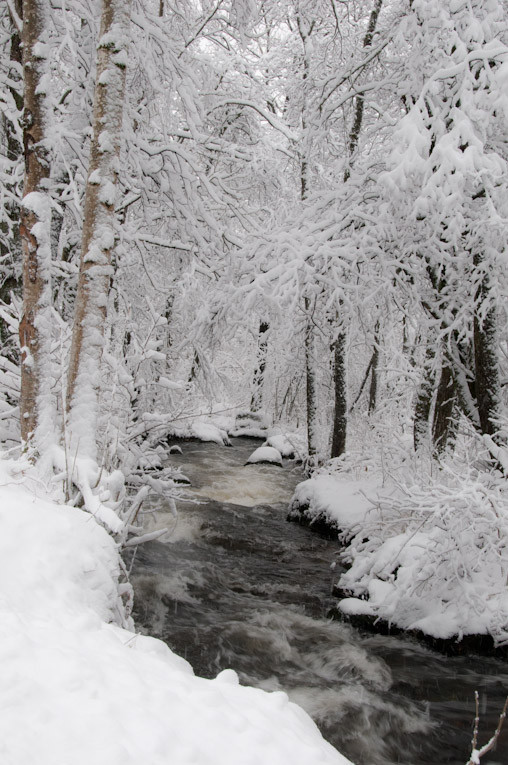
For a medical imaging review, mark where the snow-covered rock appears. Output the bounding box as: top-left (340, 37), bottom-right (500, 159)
top-left (263, 433), bottom-right (306, 460)
top-left (246, 446), bottom-right (283, 466)
top-left (0, 454), bottom-right (354, 765)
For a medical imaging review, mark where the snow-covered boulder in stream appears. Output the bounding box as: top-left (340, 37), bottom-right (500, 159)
top-left (246, 446), bottom-right (283, 466)
top-left (263, 434), bottom-right (306, 461)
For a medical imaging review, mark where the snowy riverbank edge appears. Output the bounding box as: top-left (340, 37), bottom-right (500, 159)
top-left (0, 454), bottom-right (353, 765)
top-left (288, 468), bottom-right (508, 654)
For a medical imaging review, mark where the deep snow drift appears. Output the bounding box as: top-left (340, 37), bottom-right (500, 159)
top-left (0, 453), bottom-right (353, 765)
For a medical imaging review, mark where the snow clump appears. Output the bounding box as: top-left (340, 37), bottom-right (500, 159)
top-left (246, 446), bottom-right (284, 466)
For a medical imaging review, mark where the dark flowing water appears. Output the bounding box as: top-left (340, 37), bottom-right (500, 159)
top-left (130, 437), bottom-right (508, 765)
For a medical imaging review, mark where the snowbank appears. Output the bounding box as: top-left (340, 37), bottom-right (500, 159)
top-left (191, 420), bottom-right (231, 445)
top-left (291, 460), bottom-right (508, 648)
top-left (0, 454), bottom-right (353, 765)
top-left (288, 472), bottom-right (380, 538)
top-left (336, 475), bottom-right (508, 646)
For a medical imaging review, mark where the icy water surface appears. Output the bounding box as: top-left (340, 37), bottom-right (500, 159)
top-left (130, 437), bottom-right (508, 765)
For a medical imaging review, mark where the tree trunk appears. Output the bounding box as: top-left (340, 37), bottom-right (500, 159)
top-left (304, 297), bottom-right (319, 467)
top-left (431, 360), bottom-right (457, 455)
top-left (413, 340), bottom-right (435, 452)
top-left (19, 0), bottom-right (54, 447)
top-left (473, 256), bottom-right (501, 439)
top-left (1, 0), bottom-right (23, 355)
top-left (331, 329), bottom-right (347, 458)
top-left (188, 350), bottom-right (200, 383)
top-left (251, 321), bottom-right (269, 412)
top-left (368, 322), bottom-right (380, 414)
top-left (330, 0), bottom-right (384, 457)
top-left (67, 0), bottom-right (132, 458)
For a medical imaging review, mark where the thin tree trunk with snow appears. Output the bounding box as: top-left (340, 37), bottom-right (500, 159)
top-left (330, 0), bottom-right (384, 458)
top-left (251, 321), bottom-right (269, 412)
top-left (431, 360), bottom-right (457, 456)
top-left (473, 256), bottom-right (501, 440)
top-left (368, 324), bottom-right (380, 415)
top-left (19, 0), bottom-right (55, 448)
top-left (330, 329), bottom-right (347, 458)
top-left (67, 0), bottom-right (132, 458)
top-left (304, 297), bottom-right (319, 468)
top-left (413, 340), bottom-right (435, 452)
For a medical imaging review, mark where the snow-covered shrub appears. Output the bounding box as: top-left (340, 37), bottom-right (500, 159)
top-left (338, 468), bottom-right (508, 644)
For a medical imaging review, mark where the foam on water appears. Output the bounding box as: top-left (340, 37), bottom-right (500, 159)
top-left (186, 465), bottom-right (295, 506)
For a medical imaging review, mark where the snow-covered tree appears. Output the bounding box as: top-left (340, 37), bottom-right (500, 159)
top-left (383, 0), bottom-right (508, 455)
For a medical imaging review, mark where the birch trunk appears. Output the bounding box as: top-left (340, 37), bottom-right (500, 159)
top-left (19, 0), bottom-right (54, 448)
top-left (1, 0), bottom-right (23, 361)
top-left (66, 0), bottom-right (132, 458)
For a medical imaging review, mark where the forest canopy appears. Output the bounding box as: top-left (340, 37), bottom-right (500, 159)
top-left (1, 0), bottom-right (507, 510)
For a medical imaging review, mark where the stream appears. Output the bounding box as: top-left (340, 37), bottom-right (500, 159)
top-left (130, 437), bottom-right (508, 765)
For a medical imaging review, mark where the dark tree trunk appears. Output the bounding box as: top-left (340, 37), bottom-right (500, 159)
top-left (331, 330), bottom-right (347, 458)
top-left (330, 0), bottom-right (384, 456)
top-left (368, 323), bottom-right (380, 414)
top-left (473, 258), bottom-right (500, 438)
top-left (304, 298), bottom-right (319, 467)
top-left (413, 341), bottom-right (435, 451)
top-left (251, 321), bottom-right (269, 412)
top-left (188, 350), bottom-right (200, 383)
top-left (432, 361), bottom-right (457, 455)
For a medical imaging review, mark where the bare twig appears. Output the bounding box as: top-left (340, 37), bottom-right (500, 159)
top-left (466, 693), bottom-right (508, 765)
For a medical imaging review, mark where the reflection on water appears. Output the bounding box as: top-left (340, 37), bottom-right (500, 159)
top-left (130, 438), bottom-right (508, 765)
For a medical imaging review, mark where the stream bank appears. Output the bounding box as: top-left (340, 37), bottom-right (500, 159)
top-left (130, 437), bottom-right (508, 765)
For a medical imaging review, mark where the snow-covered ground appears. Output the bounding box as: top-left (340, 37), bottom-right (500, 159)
top-left (0, 453), bottom-right (353, 765)
top-left (288, 471), bottom-right (381, 536)
top-left (288, 456), bottom-right (508, 646)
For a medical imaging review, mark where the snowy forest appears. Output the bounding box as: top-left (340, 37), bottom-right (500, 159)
top-left (2, 0), bottom-right (508, 764)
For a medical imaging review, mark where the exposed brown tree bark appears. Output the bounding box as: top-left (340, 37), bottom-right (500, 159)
top-left (18, 0), bottom-right (52, 444)
top-left (1, 0), bottom-right (23, 327)
top-left (67, 0), bottom-right (132, 457)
